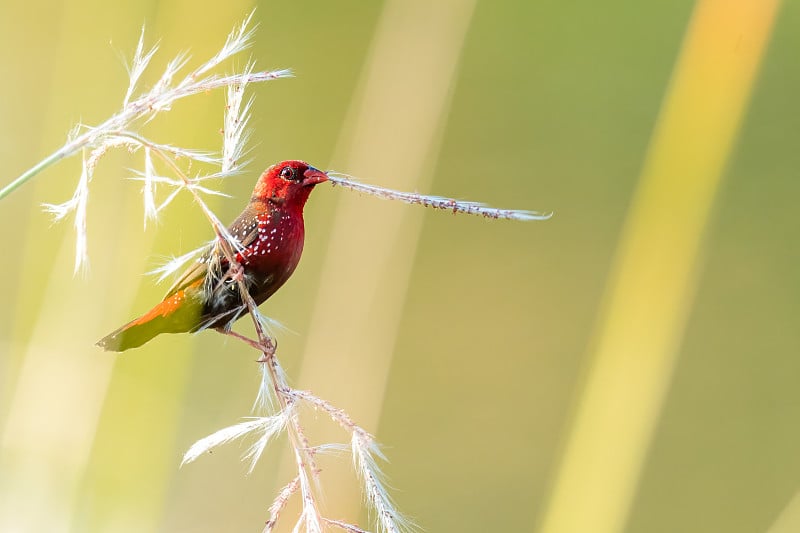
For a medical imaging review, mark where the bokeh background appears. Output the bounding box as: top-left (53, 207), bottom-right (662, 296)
top-left (1, 0), bottom-right (798, 532)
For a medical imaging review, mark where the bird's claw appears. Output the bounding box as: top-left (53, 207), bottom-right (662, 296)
top-left (256, 338), bottom-right (277, 362)
top-left (229, 262), bottom-right (245, 282)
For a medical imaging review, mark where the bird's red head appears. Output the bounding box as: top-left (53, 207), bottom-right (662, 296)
top-left (251, 160), bottom-right (328, 211)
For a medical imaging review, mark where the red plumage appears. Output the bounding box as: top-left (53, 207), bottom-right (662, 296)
top-left (97, 160), bottom-right (327, 351)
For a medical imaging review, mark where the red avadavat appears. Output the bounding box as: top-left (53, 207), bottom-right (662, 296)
top-left (97, 160), bottom-right (326, 351)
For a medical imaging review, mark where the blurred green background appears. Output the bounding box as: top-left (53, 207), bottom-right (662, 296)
top-left (1, 0), bottom-right (798, 532)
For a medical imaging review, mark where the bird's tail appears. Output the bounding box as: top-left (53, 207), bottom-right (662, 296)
top-left (96, 289), bottom-right (203, 352)
top-left (96, 316), bottom-right (164, 352)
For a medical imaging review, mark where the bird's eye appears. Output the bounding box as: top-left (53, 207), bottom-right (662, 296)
top-left (279, 166), bottom-right (296, 181)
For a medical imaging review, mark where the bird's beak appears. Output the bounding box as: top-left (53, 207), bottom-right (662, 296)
top-left (302, 167), bottom-right (328, 187)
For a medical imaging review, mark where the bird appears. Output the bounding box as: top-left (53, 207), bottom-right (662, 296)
top-left (97, 160), bottom-right (327, 352)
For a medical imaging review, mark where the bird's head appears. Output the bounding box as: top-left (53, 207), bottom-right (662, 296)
top-left (251, 160), bottom-right (328, 211)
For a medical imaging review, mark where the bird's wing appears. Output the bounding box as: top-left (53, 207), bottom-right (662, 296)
top-left (165, 209), bottom-right (262, 297)
top-left (165, 256), bottom-right (209, 296)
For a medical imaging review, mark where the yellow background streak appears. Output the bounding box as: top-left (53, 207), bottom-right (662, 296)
top-left (538, 1), bottom-right (781, 532)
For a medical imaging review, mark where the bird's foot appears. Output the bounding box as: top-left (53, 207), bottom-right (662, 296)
top-left (228, 261), bottom-right (245, 283)
top-left (215, 327), bottom-right (275, 357)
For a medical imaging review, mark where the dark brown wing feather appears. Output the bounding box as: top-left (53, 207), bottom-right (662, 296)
top-left (165, 206), bottom-right (262, 297)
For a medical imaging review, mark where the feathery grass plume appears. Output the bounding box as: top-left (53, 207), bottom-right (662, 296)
top-left (265, 476), bottom-right (301, 532)
top-left (42, 151), bottom-right (91, 275)
top-left (147, 242), bottom-right (211, 284)
top-left (122, 26), bottom-right (157, 108)
top-left (352, 434), bottom-right (409, 533)
top-left (194, 274), bottom-right (414, 531)
top-left (322, 519), bottom-right (372, 533)
top-left (142, 147), bottom-right (157, 227)
top-left (181, 411), bottom-right (291, 468)
top-left (2, 9), bottom-right (290, 273)
top-left (290, 389), bottom-right (415, 533)
top-left (223, 61), bottom-right (255, 174)
top-left (327, 172), bottom-right (553, 221)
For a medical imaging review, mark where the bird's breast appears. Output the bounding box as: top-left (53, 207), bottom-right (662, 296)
top-left (238, 211), bottom-right (305, 302)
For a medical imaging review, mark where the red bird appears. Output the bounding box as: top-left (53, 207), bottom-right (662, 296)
top-left (97, 160), bottom-right (327, 351)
